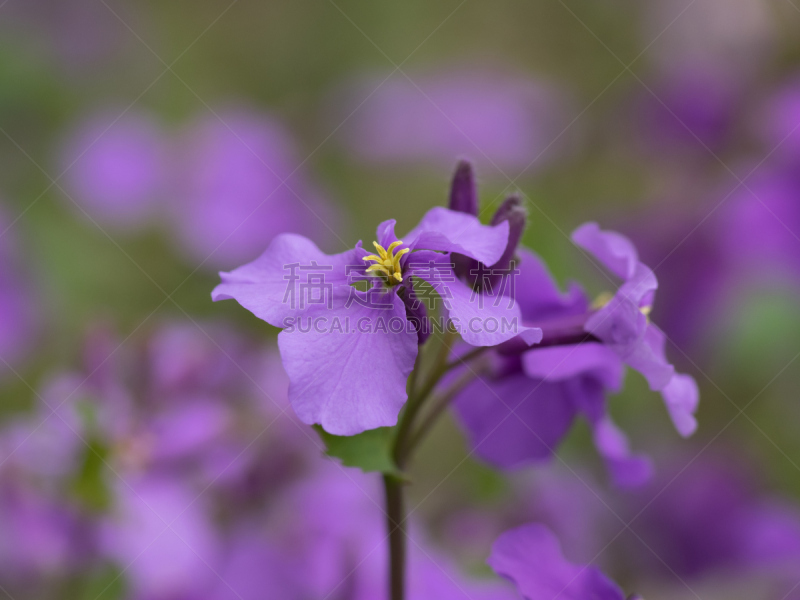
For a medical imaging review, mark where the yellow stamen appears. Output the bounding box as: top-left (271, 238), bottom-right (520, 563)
top-left (373, 242), bottom-right (388, 260)
top-left (366, 264), bottom-right (391, 276)
top-left (386, 240), bottom-right (404, 254)
top-left (363, 240), bottom-right (407, 286)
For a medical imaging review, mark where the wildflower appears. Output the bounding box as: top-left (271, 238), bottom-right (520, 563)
top-left (451, 209), bottom-right (697, 485)
top-left (212, 206), bottom-right (539, 435)
top-left (453, 248), bottom-right (652, 487)
top-left (573, 222), bottom-right (699, 437)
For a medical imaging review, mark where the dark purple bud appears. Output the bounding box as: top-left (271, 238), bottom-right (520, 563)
top-left (485, 195), bottom-right (526, 291)
top-left (448, 160), bottom-right (478, 216)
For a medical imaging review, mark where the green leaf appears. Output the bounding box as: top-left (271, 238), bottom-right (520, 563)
top-left (314, 426), bottom-right (405, 479)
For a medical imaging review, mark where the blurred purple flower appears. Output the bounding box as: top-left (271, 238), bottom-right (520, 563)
top-left (0, 482), bottom-right (87, 582)
top-left (624, 453), bottom-right (800, 583)
top-left (758, 77), bottom-right (800, 165)
top-left (488, 523), bottom-right (628, 600)
top-left (718, 170), bottom-right (800, 280)
top-left (264, 462), bottom-right (517, 600)
top-left (440, 467), bottom-right (609, 568)
top-left (635, 69), bottom-right (740, 155)
top-left (59, 111), bottom-right (167, 230)
top-left (0, 320), bottom-right (320, 596)
top-left (338, 69), bottom-right (575, 173)
top-left (100, 476), bottom-right (220, 599)
top-left (213, 207), bottom-right (538, 435)
top-left (173, 109), bottom-right (339, 269)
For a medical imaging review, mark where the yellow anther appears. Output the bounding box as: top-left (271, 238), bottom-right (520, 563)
top-left (363, 240), bottom-right (407, 286)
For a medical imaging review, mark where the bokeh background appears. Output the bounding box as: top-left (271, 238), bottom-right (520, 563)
top-left (1, 0), bottom-right (800, 598)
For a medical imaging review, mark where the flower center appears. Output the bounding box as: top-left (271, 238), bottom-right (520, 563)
top-left (592, 291), bottom-right (652, 318)
top-left (363, 240), bottom-right (410, 286)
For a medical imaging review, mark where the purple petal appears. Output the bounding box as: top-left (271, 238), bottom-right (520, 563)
top-left (452, 373), bottom-right (576, 468)
top-left (488, 524), bottom-right (626, 600)
top-left (592, 416), bottom-right (653, 488)
top-left (623, 325), bottom-right (676, 391)
top-left (521, 343), bottom-right (624, 392)
top-left (661, 373), bottom-right (699, 437)
top-left (512, 248), bottom-right (589, 323)
top-left (277, 289), bottom-right (417, 435)
top-left (409, 253), bottom-right (541, 347)
top-left (403, 207), bottom-right (509, 266)
top-left (376, 219), bottom-right (399, 248)
top-left (212, 233), bottom-right (362, 327)
top-left (572, 222), bottom-right (640, 281)
top-left (585, 296), bottom-right (648, 350)
top-left (524, 345), bottom-right (651, 486)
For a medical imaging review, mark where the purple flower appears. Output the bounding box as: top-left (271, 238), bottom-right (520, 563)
top-left (337, 68), bottom-right (575, 172)
top-left (173, 109), bottom-right (339, 269)
top-left (213, 206), bottom-right (539, 435)
top-left (453, 247), bottom-right (652, 487)
top-left (59, 111), bottom-right (167, 230)
top-left (488, 523), bottom-right (627, 600)
top-left (451, 214), bottom-right (697, 486)
top-left (572, 222), bottom-right (699, 437)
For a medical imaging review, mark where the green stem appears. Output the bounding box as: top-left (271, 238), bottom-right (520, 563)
top-left (383, 474), bottom-right (406, 600)
top-left (383, 328), bottom-right (487, 600)
top-left (393, 329), bottom-right (457, 466)
top-left (405, 366), bottom-right (483, 456)
top-left (444, 345), bottom-right (487, 371)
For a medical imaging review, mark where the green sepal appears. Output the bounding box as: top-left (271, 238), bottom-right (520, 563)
top-left (314, 425), bottom-right (407, 480)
